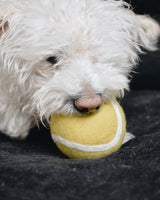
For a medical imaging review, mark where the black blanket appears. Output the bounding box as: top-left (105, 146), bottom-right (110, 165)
top-left (1, 90), bottom-right (160, 200)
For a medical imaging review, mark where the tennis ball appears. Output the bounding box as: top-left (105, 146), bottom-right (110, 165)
top-left (49, 100), bottom-right (126, 159)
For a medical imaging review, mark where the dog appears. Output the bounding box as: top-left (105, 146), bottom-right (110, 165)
top-left (0, 0), bottom-right (159, 140)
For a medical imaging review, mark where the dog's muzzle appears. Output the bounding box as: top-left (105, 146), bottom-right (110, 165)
top-left (74, 95), bottom-right (103, 113)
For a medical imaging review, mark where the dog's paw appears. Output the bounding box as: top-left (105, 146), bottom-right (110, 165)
top-left (1, 128), bottom-right (29, 140)
top-left (0, 112), bottom-right (33, 140)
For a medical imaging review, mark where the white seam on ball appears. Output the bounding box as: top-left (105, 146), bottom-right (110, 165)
top-left (51, 100), bottom-right (123, 152)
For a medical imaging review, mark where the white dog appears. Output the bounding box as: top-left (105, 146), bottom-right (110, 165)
top-left (0, 0), bottom-right (159, 139)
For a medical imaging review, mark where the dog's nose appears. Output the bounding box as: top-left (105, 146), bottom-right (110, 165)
top-left (74, 95), bottom-right (103, 113)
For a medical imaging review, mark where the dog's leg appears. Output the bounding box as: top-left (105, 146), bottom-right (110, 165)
top-left (0, 104), bottom-right (34, 139)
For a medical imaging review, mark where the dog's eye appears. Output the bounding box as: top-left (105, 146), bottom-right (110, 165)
top-left (46, 56), bottom-right (58, 64)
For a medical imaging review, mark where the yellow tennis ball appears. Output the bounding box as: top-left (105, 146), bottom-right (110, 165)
top-left (49, 100), bottom-right (126, 159)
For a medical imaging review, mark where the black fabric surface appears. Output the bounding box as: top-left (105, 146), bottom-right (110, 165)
top-left (1, 1), bottom-right (160, 200)
top-left (0, 90), bottom-right (160, 200)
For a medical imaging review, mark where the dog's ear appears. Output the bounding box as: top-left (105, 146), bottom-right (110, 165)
top-left (136, 15), bottom-right (160, 51)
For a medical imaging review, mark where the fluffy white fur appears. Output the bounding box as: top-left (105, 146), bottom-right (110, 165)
top-left (0, 0), bottom-right (159, 138)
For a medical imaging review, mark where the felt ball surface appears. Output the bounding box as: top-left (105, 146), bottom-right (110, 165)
top-left (49, 100), bottom-right (126, 159)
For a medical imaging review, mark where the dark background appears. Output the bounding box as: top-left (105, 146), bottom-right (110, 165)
top-left (125, 0), bottom-right (160, 15)
top-left (125, 0), bottom-right (160, 90)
